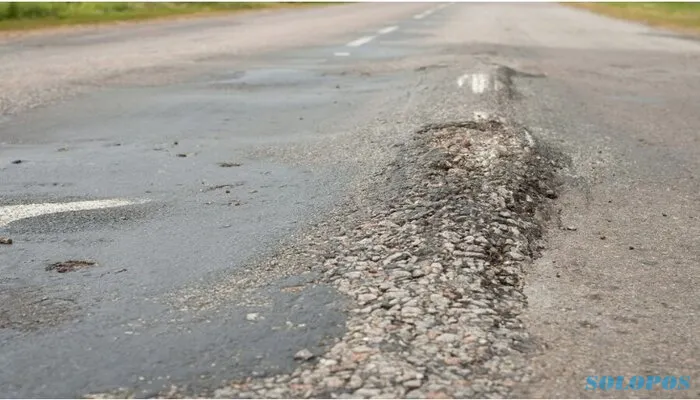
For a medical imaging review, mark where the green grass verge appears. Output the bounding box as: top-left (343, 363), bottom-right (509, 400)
top-left (0, 2), bottom-right (331, 32)
top-left (570, 2), bottom-right (700, 34)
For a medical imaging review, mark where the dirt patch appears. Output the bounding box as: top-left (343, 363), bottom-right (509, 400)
top-left (201, 183), bottom-right (245, 192)
top-left (218, 162), bottom-right (243, 168)
top-left (46, 260), bottom-right (97, 273)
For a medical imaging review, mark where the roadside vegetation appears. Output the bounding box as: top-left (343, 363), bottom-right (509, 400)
top-left (571, 2), bottom-right (700, 34)
top-left (0, 2), bottom-right (324, 31)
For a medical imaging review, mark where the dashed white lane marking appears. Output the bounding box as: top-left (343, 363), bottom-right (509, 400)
top-left (0, 199), bottom-right (148, 227)
top-left (378, 25), bottom-right (398, 35)
top-left (334, 52), bottom-right (350, 57)
top-left (346, 35), bottom-right (376, 47)
top-left (414, 7), bottom-right (439, 20)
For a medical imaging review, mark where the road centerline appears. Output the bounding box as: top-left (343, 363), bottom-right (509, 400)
top-left (378, 25), bottom-right (399, 35)
top-left (346, 35), bottom-right (376, 47)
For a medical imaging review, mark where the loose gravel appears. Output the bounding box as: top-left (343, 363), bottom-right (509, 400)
top-left (155, 117), bottom-right (564, 399)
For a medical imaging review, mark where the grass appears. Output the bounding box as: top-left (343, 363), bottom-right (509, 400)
top-left (570, 3), bottom-right (700, 34)
top-left (0, 2), bottom-right (330, 32)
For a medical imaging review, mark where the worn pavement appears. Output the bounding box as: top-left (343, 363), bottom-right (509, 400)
top-left (0, 3), bottom-right (698, 398)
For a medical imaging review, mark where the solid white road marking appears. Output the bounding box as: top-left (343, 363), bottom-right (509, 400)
top-left (0, 199), bottom-right (148, 227)
top-left (378, 25), bottom-right (398, 35)
top-left (334, 52), bottom-right (350, 57)
top-left (413, 12), bottom-right (426, 20)
top-left (347, 36), bottom-right (376, 47)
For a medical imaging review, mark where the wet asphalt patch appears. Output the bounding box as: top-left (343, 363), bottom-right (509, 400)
top-left (0, 284), bottom-right (79, 332)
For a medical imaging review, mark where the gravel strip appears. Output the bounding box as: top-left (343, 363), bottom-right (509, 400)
top-left (153, 117), bottom-right (564, 399)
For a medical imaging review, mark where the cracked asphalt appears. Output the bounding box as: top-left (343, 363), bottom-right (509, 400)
top-left (0, 3), bottom-right (698, 399)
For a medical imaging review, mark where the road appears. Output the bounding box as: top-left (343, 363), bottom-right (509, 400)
top-left (0, 3), bottom-right (698, 398)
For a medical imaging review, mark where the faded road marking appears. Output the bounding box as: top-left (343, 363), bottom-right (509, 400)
top-left (457, 73), bottom-right (490, 94)
top-left (334, 52), bottom-right (350, 57)
top-left (0, 199), bottom-right (148, 227)
top-left (347, 36), bottom-right (375, 47)
top-left (378, 26), bottom-right (398, 35)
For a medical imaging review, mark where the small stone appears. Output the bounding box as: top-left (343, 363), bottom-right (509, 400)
top-left (348, 375), bottom-right (363, 389)
top-left (352, 345), bottom-right (374, 353)
top-left (214, 387), bottom-right (236, 398)
top-left (358, 293), bottom-right (378, 303)
top-left (351, 352), bottom-right (369, 362)
top-left (404, 379), bottom-right (422, 389)
top-left (436, 333), bottom-right (459, 343)
top-left (355, 388), bottom-right (381, 397)
top-left (246, 313), bottom-right (260, 321)
top-left (0, 237), bottom-right (12, 245)
top-left (430, 262), bottom-right (443, 272)
top-left (319, 358), bottom-right (338, 367)
top-left (294, 349), bottom-right (314, 361)
top-left (402, 307), bottom-right (422, 317)
top-left (392, 270), bottom-right (412, 279)
top-left (406, 390), bottom-right (424, 399)
top-left (11, 159), bottom-right (22, 164)
top-left (384, 252), bottom-right (407, 265)
top-left (565, 226), bottom-right (577, 231)
top-left (324, 376), bottom-right (344, 389)
top-left (444, 357), bottom-right (461, 365)
top-left (345, 271), bottom-right (362, 279)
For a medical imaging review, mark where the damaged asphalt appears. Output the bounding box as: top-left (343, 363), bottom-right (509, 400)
top-left (1, 3), bottom-right (699, 399)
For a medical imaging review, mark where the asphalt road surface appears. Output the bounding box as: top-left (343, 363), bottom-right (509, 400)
top-left (1, 3), bottom-right (698, 398)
